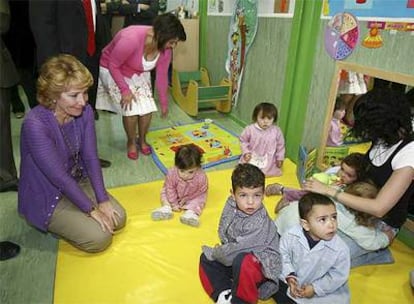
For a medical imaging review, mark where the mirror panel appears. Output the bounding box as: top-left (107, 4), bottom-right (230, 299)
top-left (316, 62), bottom-right (414, 169)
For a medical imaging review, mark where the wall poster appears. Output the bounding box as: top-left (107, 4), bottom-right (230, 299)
top-left (322, 0), bottom-right (414, 20)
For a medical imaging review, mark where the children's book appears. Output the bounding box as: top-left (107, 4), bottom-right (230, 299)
top-left (296, 145), bottom-right (317, 185)
top-left (322, 146), bottom-right (349, 168)
top-left (296, 145), bottom-right (349, 185)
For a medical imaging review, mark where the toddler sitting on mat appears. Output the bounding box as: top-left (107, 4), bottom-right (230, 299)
top-left (151, 144), bottom-right (208, 227)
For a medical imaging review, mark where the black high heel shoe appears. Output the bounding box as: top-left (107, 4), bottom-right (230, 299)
top-left (0, 241), bottom-right (21, 261)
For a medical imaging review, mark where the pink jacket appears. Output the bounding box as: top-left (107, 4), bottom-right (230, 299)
top-left (161, 167), bottom-right (208, 215)
top-left (239, 124), bottom-right (285, 176)
top-left (327, 118), bottom-right (343, 146)
top-left (100, 25), bottom-right (171, 112)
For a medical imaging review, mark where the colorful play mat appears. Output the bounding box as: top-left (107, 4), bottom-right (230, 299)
top-left (146, 121), bottom-right (241, 174)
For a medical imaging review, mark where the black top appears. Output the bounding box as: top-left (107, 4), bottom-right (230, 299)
top-left (365, 139), bottom-right (414, 228)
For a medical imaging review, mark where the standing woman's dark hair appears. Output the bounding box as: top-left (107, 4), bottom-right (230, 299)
top-left (352, 88), bottom-right (413, 147)
top-left (153, 13), bottom-right (186, 50)
top-left (305, 86), bottom-right (414, 228)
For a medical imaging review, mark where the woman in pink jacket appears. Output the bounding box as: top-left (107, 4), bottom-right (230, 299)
top-left (97, 13), bottom-right (186, 160)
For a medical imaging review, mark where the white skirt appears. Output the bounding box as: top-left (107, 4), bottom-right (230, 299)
top-left (96, 67), bottom-right (157, 116)
top-left (338, 71), bottom-right (367, 95)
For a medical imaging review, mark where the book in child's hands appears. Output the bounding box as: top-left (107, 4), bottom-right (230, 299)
top-left (296, 145), bottom-right (317, 185)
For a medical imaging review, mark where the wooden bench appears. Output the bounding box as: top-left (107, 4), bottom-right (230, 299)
top-left (171, 67), bottom-right (232, 116)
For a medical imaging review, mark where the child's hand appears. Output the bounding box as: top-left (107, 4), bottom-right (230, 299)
top-left (243, 153), bottom-right (252, 162)
top-left (300, 284), bottom-right (315, 298)
top-left (287, 277), bottom-right (302, 298)
top-left (276, 160), bottom-right (283, 168)
top-left (201, 245), bottom-right (214, 260)
top-left (171, 205), bottom-right (181, 212)
top-left (178, 199), bottom-right (187, 206)
top-left (380, 225), bottom-right (397, 243)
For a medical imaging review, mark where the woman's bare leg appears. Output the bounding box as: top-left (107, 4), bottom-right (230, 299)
top-left (345, 94), bottom-right (362, 125)
top-left (138, 113), bottom-right (152, 149)
top-left (122, 115), bottom-right (138, 153)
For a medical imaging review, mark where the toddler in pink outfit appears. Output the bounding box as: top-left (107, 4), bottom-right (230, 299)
top-left (326, 98), bottom-right (346, 147)
top-left (151, 144), bottom-right (208, 227)
top-left (239, 102), bottom-right (285, 176)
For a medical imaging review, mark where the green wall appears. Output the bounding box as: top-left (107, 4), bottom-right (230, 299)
top-left (205, 16), bottom-right (293, 125)
top-left (202, 0), bottom-right (413, 163)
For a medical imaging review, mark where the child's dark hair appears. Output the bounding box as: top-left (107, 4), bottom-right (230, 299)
top-left (231, 164), bottom-right (265, 192)
top-left (175, 144), bottom-right (202, 170)
top-left (341, 153), bottom-right (369, 181)
top-left (153, 13), bottom-right (186, 50)
top-left (344, 181), bottom-right (378, 227)
top-left (299, 193), bottom-right (335, 220)
top-left (252, 102), bottom-right (278, 122)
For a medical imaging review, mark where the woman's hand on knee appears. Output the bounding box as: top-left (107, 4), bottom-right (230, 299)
top-left (121, 93), bottom-right (135, 111)
top-left (90, 208), bottom-right (115, 233)
top-left (98, 201), bottom-right (121, 227)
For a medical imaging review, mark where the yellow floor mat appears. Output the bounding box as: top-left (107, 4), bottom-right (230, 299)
top-left (54, 160), bottom-right (414, 304)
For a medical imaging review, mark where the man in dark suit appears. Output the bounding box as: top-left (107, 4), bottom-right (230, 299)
top-left (0, 0), bottom-right (21, 260)
top-left (1, 0), bottom-right (20, 193)
top-left (29, 0), bottom-right (111, 168)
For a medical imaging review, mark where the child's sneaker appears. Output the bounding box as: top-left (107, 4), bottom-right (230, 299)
top-left (180, 210), bottom-right (200, 227)
top-left (216, 289), bottom-right (232, 304)
top-left (151, 205), bottom-right (173, 221)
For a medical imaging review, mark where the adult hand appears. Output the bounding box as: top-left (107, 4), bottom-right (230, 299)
top-left (302, 178), bottom-right (331, 196)
top-left (140, 4), bottom-right (150, 10)
top-left (121, 93), bottom-right (135, 111)
top-left (90, 208), bottom-right (114, 233)
top-left (243, 153), bottom-right (252, 162)
top-left (98, 201), bottom-right (121, 227)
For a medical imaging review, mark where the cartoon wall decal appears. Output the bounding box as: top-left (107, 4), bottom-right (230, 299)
top-left (362, 21), bottom-right (414, 48)
top-left (362, 22), bottom-right (383, 48)
top-left (324, 12), bottom-right (359, 60)
top-left (225, 0), bottom-right (258, 107)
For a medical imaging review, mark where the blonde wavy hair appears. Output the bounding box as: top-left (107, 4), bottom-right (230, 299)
top-left (344, 181), bottom-right (379, 227)
top-left (36, 54), bottom-right (93, 109)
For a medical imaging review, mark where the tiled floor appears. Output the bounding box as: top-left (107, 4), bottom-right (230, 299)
top-left (0, 92), bottom-right (244, 304)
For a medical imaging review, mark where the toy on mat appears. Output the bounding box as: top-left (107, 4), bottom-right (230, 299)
top-left (172, 67), bottom-right (232, 116)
